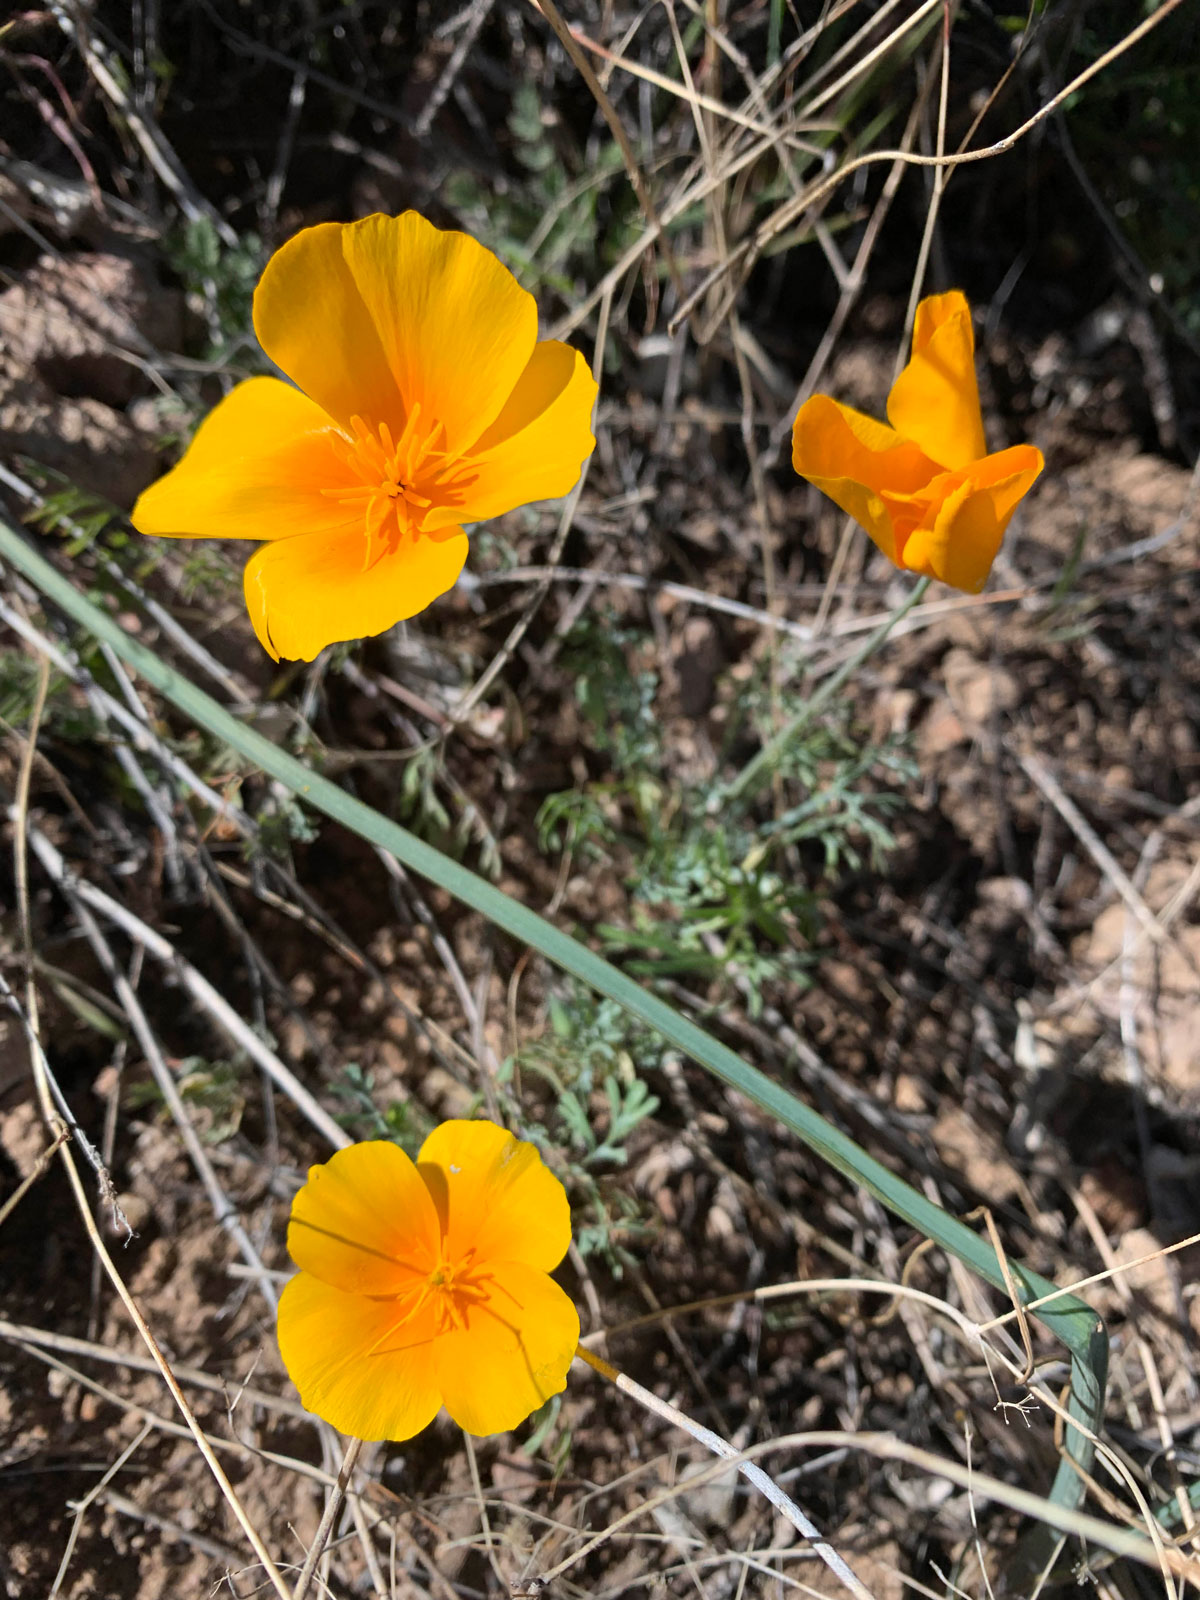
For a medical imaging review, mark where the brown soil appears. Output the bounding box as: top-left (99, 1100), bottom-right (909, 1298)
top-left (3, 6), bottom-right (1200, 1599)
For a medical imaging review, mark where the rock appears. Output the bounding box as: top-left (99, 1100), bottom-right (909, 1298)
top-left (421, 1066), bottom-right (475, 1118)
top-left (0, 251), bottom-right (182, 506)
top-left (0, 252), bottom-right (181, 407)
top-left (918, 699), bottom-right (966, 756)
top-left (1071, 857), bottom-right (1200, 1106)
top-left (931, 1105), bottom-right (1021, 1202)
top-left (1110, 1226), bottom-right (1178, 1321)
top-left (0, 384), bottom-right (159, 505)
top-left (675, 1456), bottom-right (739, 1528)
top-left (893, 1073), bottom-right (926, 1113)
top-left (942, 647), bottom-right (1020, 729)
top-left (0, 1101), bottom-right (46, 1180)
top-left (110, 1191), bottom-right (153, 1235)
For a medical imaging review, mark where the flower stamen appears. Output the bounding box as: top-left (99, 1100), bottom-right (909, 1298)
top-left (424, 1251), bottom-right (494, 1334)
top-left (363, 1279), bottom-right (437, 1357)
top-left (323, 409), bottom-right (447, 570)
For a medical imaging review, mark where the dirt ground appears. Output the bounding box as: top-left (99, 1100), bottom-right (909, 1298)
top-left (2, 4), bottom-right (1199, 1598)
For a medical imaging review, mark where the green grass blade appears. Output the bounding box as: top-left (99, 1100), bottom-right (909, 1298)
top-left (0, 520), bottom-right (1106, 1547)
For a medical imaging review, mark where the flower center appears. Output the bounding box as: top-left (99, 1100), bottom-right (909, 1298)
top-left (324, 406), bottom-right (449, 570)
top-left (425, 1250), bottom-right (490, 1333)
top-left (363, 1245), bottom-right (521, 1359)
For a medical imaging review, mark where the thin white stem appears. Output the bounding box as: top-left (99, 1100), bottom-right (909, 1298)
top-left (293, 1436), bottom-right (363, 1600)
top-left (575, 1347), bottom-right (876, 1600)
top-left (8, 664), bottom-right (293, 1600)
top-left (13, 816), bottom-right (349, 1150)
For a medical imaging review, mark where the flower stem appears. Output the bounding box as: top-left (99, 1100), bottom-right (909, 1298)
top-left (570, 1345), bottom-right (877, 1600)
top-left (293, 1435), bottom-right (362, 1600)
top-left (723, 575), bottom-right (932, 808)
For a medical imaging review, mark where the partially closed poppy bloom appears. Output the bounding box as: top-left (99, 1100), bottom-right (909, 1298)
top-left (277, 1121), bottom-right (580, 1440)
top-left (791, 291), bottom-right (1043, 593)
top-left (132, 213), bottom-right (597, 660)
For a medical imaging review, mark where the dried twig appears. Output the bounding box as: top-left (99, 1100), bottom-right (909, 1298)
top-left (17, 817), bottom-right (349, 1150)
top-left (9, 660), bottom-right (294, 1600)
top-left (292, 1436), bottom-right (363, 1600)
top-left (571, 1347), bottom-right (877, 1600)
top-left (1014, 750), bottom-right (1183, 957)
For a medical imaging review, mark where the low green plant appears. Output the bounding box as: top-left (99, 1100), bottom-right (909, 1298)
top-left (329, 1063), bottom-right (433, 1157)
top-left (165, 216), bottom-right (268, 364)
top-left (560, 616), bottom-right (662, 774)
top-left (598, 824), bottom-right (817, 1009)
top-left (251, 792), bottom-right (321, 862)
top-left (538, 611), bottom-right (913, 1012)
top-left (571, 1181), bottom-right (650, 1277)
top-left (504, 983), bottom-right (662, 1277)
top-left (22, 475), bottom-right (126, 557)
top-left (397, 744), bottom-right (503, 880)
top-left (176, 543), bottom-right (241, 604)
top-left (444, 81), bottom-right (634, 295)
top-left (522, 1394), bottom-right (573, 1481)
top-left (127, 1055), bottom-right (244, 1144)
top-left (0, 649), bottom-right (107, 745)
top-left (515, 985), bottom-right (663, 1167)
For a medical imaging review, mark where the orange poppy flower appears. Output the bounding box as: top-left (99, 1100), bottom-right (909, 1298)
top-left (791, 291), bottom-right (1043, 592)
top-left (132, 213), bottom-right (597, 660)
top-left (277, 1121), bottom-right (580, 1440)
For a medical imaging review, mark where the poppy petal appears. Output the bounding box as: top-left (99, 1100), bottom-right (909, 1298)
top-left (288, 1142), bottom-right (440, 1296)
top-left (434, 1261), bottom-right (579, 1436)
top-left (421, 340), bottom-right (597, 532)
top-left (130, 377), bottom-right (357, 542)
top-left (339, 212), bottom-right (539, 455)
top-left (242, 523), bottom-right (469, 661)
top-left (417, 1121), bottom-right (571, 1274)
top-left (898, 444), bottom-right (1044, 592)
top-left (886, 291), bottom-right (987, 472)
top-left (278, 1272), bottom-right (444, 1441)
top-left (252, 223), bottom-right (407, 434)
top-left (792, 394), bottom-right (941, 566)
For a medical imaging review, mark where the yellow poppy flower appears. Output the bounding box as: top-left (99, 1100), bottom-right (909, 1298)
top-left (132, 213), bottom-right (597, 660)
top-left (791, 291), bottom-right (1043, 593)
top-left (277, 1121), bottom-right (580, 1441)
